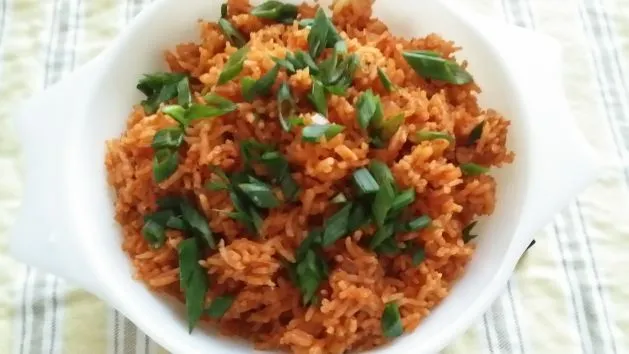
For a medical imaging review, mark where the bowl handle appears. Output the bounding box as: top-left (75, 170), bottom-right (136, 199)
top-left (490, 25), bottom-right (601, 248)
top-left (10, 56), bottom-right (108, 299)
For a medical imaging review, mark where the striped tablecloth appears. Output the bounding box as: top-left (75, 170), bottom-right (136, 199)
top-left (1, 0), bottom-right (628, 353)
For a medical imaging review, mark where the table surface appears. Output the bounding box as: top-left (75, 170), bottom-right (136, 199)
top-left (1, 0), bottom-right (628, 353)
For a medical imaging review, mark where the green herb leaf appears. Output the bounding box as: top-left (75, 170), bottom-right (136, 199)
top-left (309, 80), bottom-right (328, 115)
top-left (402, 50), bottom-right (473, 85)
top-left (294, 51), bottom-right (319, 74)
top-left (218, 46), bottom-right (249, 85)
top-left (460, 163), bottom-right (489, 176)
top-left (157, 195), bottom-right (186, 210)
top-left (381, 302), bottom-right (404, 338)
top-left (180, 200), bottom-right (216, 249)
top-left (295, 249), bottom-right (328, 305)
top-left (356, 90), bottom-right (378, 130)
top-left (273, 56), bottom-right (296, 73)
top-left (352, 168), bottom-right (380, 195)
top-left (295, 228), bottom-right (322, 261)
top-left (408, 244), bottom-right (425, 265)
top-left (206, 295), bottom-right (235, 319)
top-left (141, 219), bottom-right (166, 249)
top-left (153, 148), bottom-right (179, 183)
top-left (137, 72), bottom-right (187, 114)
top-left (218, 18), bottom-right (247, 48)
top-left (331, 193), bottom-right (347, 204)
top-left (413, 130), bottom-right (455, 144)
top-left (334, 40), bottom-right (347, 54)
top-left (321, 203), bottom-right (353, 246)
top-left (152, 127), bottom-right (184, 150)
top-left (369, 223), bottom-right (395, 249)
top-left (377, 67), bottom-right (395, 92)
top-left (377, 113), bottom-right (404, 141)
top-left (277, 81), bottom-right (296, 132)
top-left (372, 182), bottom-right (396, 227)
top-left (389, 189), bottom-right (415, 214)
top-left (250, 64), bottom-right (281, 98)
top-left (177, 77), bottom-right (192, 107)
top-left (166, 216), bottom-right (187, 230)
top-left (238, 181), bottom-right (280, 209)
top-left (348, 203), bottom-right (370, 232)
top-left (298, 18), bottom-right (314, 28)
top-left (405, 215), bottom-right (432, 232)
top-left (205, 180), bottom-right (230, 191)
top-left (368, 160), bottom-right (394, 186)
top-left (302, 123), bottom-right (345, 143)
top-left (250, 1), bottom-right (298, 23)
top-left (178, 239), bottom-right (208, 333)
top-left (462, 221), bottom-right (478, 243)
top-left (204, 93), bottom-right (238, 111)
top-left (185, 103), bottom-right (235, 122)
top-left (467, 120), bottom-right (485, 146)
top-left (162, 105), bottom-right (187, 126)
top-left (241, 76), bottom-right (257, 101)
top-left (221, 3), bottom-right (228, 18)
top-left (308, 9), bottom-right (331, 59)
top-left (260, 150), bottom-right (300, 201)
top-left (375, 237), bottom-right (403, 255)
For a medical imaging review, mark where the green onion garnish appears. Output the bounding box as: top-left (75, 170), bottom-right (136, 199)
top-left (467, 120), bottom-right (485, 145)
top-left (136, 72), bottom-right (188, 114)
top-left (373, 182), bottom-right (396, 227)
top-left (413, 131), bottom-right (455, 144)
top-left (377, 67), bottom-right (395, 92)
top-left (302, 123), bottom-right (345, 143)
top-left (218, 46), bottom-right (249, 85)
top-left (218, 18), bottom-right (247, 48)
top-left (369, 223), bottom-right (394, 249)
top-left (356, 89), bottom-right (379, 130)
top-left (249, 64), bottom-right (280, 98)
top-left (184, 103), bottom-right (236, 121)
top-left (273, 56), bottom-right (296, 73)
top-left (180, 199), bottom-right (215, 249)
top-left (321, 203), bottom-right (353, 246)
top-left (204, 93), bottom-right (238, 111)
top-left (277, 81), bottom-right (296, 132)
top-left (331, 193), bottom-right (347, 204)
top-left (177, 76), bottom-right (192, 107)
top-left (178, 238), bottom-right (208, 333)
top-left (352, 168), bottom-right (380, 195)
top-left (368, 160), bottom-right (394, 185)
top-left (389, 189), bottom-right (415, 214)
top-left (250, 1), bottom-right (298, 23)
top-left (162, 104), bottom-right (187, 125)
top-left (221, 3), bottom-right (227, 18)
top-left (405, 215), bottom-right (432, 232)
top-left (309, 80), bottom-right (328, 115)
top-left (409, 244), bottom-right (426, 266)
top-left (141, 219), bottom-right (166, 249)
top-left (308, 9), bottom-right (332, 59)
top-left (381, 302), bottom-right (404, 338)
top-left (206, 295), bottom-right (235, 319)
top-left (238, 181), bottom-right (280, 209)
top-left (153, 148), bottom-right (179, 183)
top-left (295, 249), bottom-right (328, 305)
top-left (377, 113), bottom-right (404, 141)
top-left (347, 203), bottom-right (370, 232)
top-left (152, 127), bottom-right (184, 150)
top-left (402, 50), bottom-right (473, 85)
top-left (460, 163), bottom-right (489, 176)
top-left (463, 221), bottom-right (478, 243)
top-left (241, 76), bottom-right (256, 101)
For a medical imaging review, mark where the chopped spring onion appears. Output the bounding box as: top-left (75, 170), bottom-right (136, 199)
top-left (405, 215), bottom-right (432, 232)
top-left (221, 3), bottom-right (227, 18)
top-left (178, 238), bottom-right (208, 333)
top-left (218, 46), bottom-right (249, 85)
top-left (402, 50), bottom-right (473, 85)
top-left (218, 18), bottom-right (247, 48)
top-left (295, 249), bottom-right (328, 305)
top-left (368, 160), bottom-right (394, 185)
top-left (152, 127), bottom-right (184, 150)
top-left (180, 199), bottom-right (216, 249)
top-left (355, 89), bottom-right (379, 130)
top-left (162, 105), bottom-right (187, 125)
top-left (413, 130), bottom-right (455, 144)
top-left (309, 80), bottom-right (328, 115)
top-left (372, 182), bottom-right (396, 227)
top-left (250, 1), bottom-right (298, 23)
top-left (389, 189), bottom-right (415, 214)
top-left (136, 72), bottom-right (188, 114)
top-left (204, 93), bottom-right (238, 111)
top-left (250, 64), bottom-right (281, 98)
top-left (308, 9), bottom-right (332, 59)
top-left (331, 193), bottom-right (348, 204)
top-left (260, 150), bottom-right (300, 201)
top-left (377, 114), bottom-right (404, 141)
top-left (460, 163), bottom-right (490, 176)
top-left (321, 203), bottom-right (353, 246)
top-left (206, 295), bottom-right (235, 319)
top-left (241, 76), bottom-right (256, 101)
top-left (238, 182), bottom-right (280, 209)
top-left (462, 221), bottom-right (478, 243)
top-left (302, 123), bottom-right (345, 143)
top-left (153, 148), bottom-right (179, 183)
top-left (352, 168), bottom-right (380, 195)
top-left (369, 223), bottom-right (395, 249)
top-left (273, 56), bottom-right (296, 73)
top-left (381, 302), bottom-right (404, 338)
top-left (277, 81), bottom-right (296, 132)
top-left (141, 219), bottom-right (166, 249)
top-left (377, 67), bottom-right (395, 92)
top-left (409, 244), bottom-right (426, 266)
top-left (184, 103), bottom-right (236, 121)
top-left (177, 76), bottom-right (192, 107)
top-left (467, 120), bottom-right (485, 145)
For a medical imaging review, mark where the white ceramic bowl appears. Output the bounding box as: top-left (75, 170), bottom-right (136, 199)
top-left (10, 0), bottom-right (599, 353)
